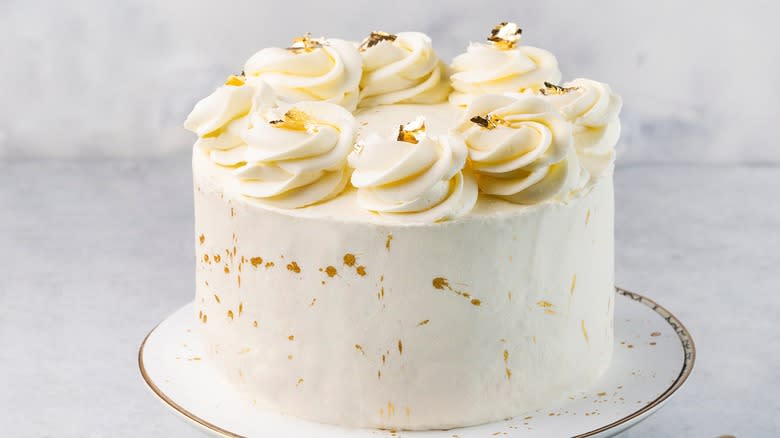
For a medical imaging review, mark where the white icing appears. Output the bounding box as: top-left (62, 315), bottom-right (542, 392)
top-left (358, 32), bottom-right (451, 107)
top-left (540, 78), bottom-right (623, 176)
top-left (348, 118), bottom-right (476, 223)
top-left (449, 42), bottom-right (561, 106)
top-left (244, 38), bottom-right (362, 111)
top-left (457, 94), bottom-right (586, 204)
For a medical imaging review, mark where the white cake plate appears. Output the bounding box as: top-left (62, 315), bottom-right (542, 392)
top-left (139, 287), bottom-right (694, 438)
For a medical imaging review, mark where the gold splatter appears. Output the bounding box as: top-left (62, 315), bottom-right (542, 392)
top-left (505, 368), bottom-right (512, 379)
top-left (597, 392), bottom-right (607, 397)
top-left (585, 209), bottom-right (591, 225)
top-left (250, 257), bottom-right (263, 268)
top-left (309, 298), bottom-right (317, 307)
top-left (627, 344), bottom-right (634, 349)
top-left (213, 294), bottom-right (221, 303)
top-left (198, 310), bottom-right (202, 319)
top-left (581, 320), bottom-right (589, 342)
top-left (214, 254), bottom-right (221, 263)
top-left (397, 340), bottom-right (403, 354)
top-left (570, 274), bottom-right (578, 294)
top-left (343, 253), bottom-right (356, 267)
top-left (230, 207), bottom-right (235, 217)
top-left (532, 335), bottom-right (536, 344)
top-left (201, 313), bottom-right (208, 323)
top-left (417, 319), bottom-right (430, 326)
top-left (651, 331), bottom-right (661, 337)
top-left (238, 302), bottom-right (243, 316)
top-left (253, 320), bottom-right (258, 328)
top-left (385, 234), bottom-right (393, 250)
top-left (544, 308), bottom-right (556, 315)
top-left (356, 265), bottom-right (366, 276)
top-left (404, 407), bottom-right (411, 417)
top-left (503, 349), bottom-right (509, 362)
top-left (381, 354), bottom-right (386, 364)
top-left (296, 378), bottom-right (304, 387)
top-left (287, 355), bottom-right (293, 360)
top-left (470, 299), bottom-right (481, 306)
top-left (536, 300), bottom-right (554, 308)
top-left (649, 341), bottom-right (657, 346)
top-left (227, 310), bottom-right (234, 320)
top-left (325, 266), bottom-right (337, 277)
top-left (386, 401), bottom-right (395, 417)
top-left (224, 265), bottom-right (230, 274)
top-left (203, 254), bottom-right (209, 263)
top-left (199, 234), bottom-right (205, 245)
top-left (432, 277), bottom-right (449, 289)
top-left (188, 356), bottom-right (202, 361)
top-left (508, 291), bottom-right (512, 300)
top-left (237, 275), bottom-right (241, 287)
top-left (265, 261), bottom-right (275, 268)
top-left (287, 261), bottom-right (301, 273)
top-left (524, 416), bottom-right (533, 420)
top-left (354, 344), bottom-right (365, 355)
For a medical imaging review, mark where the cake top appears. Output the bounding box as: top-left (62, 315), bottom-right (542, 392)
top-left (185, 22), bottom-right (622, 224)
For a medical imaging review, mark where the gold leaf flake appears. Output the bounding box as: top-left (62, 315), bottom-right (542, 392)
top-left (536, 300), bottom-right (554, 308)
top-left (214, 254), bottom-right (221, 263)
top-left (224, 75), bottom-right (245, 87)
top-left (343, 253), bottom-right (356, 267)
top-left (287, 261), bottom-right (301, 273)
top-left (325, 266), bottom-right (337, 277)
top-left (396, 116), bottom-right (426, 144)
top-left (198, 234), bottom-right (205, 244)
top-left (487, 22), bottom-right (522, 49)
top-left (227, 310), bottom-right (234, 320)
top-left (253, 320), bottom-right (258, 328)
top-left (385, 233), bottom-right (393, 250)
top-left (432, 277), bottom-right (449, 290)
top-left (359, 31), bottom-right (398, 51)
top-left (470, 298), bottom-right (481, 306)
top-left (355, 344), bottom-right (365, 355)
top-left (356, 265), bottom-right (367, 276)
top-left (469, 114), bottom-right (507, 129)
top-left (238, 302), bottom-right (243, 316)
top-left (214, 294), bottom-right (221, 303)
top-left (288, 335), bottom-right (295, 341)
top-left (286, 32), bottom-right (325, 53)
top-left (417, 319), bottom-right (430, 326)
top-left (539, 81), bottom-right (579, 96)
top-left (269, 108), bottom-right (313, 131)
top-left (570, 274), bottom-right (578, 295)
top-left (397, 340), bottom-right (403, 354)
top-left (296, 378), bottom-right (304, 386)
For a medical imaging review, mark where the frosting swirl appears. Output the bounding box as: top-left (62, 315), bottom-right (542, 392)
top-left (228, 101), bottom-right (356, 209)
top-left (244, 35), bottom-right (362, 111)
top-left (358, 32), bottom-right (451, 107)
top-left (449, 22), bottom-right (561, 106)
top-left (348, 117), bottom-right (477, 223)
top-left (457, 94), bottom-right (585, 204)
top-left (540, 79), bottom-right (622, 175)
top-left (184, 75), bottom-right (256, 151)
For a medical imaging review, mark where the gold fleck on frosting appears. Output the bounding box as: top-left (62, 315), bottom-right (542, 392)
top-left (214, 254), bottom-right (221, 263)
top-left (539, 81), bottom-right (579, 96)
top-left (213, 294), bottom-right (221, 303)
top-left (487, 22), bottom-right (522, 50)
top-left (343, 253), bottom-right (357, 267)
top-left (224, 74), bottom-right (246, 87)
top-left (396, 116), bottom-right (426, 144)
top-left (570, 274), bottom-right (578, 295)
top-left (469, 114), bottom-right (507, 130)
top-left (397, 340), bottom-right (403, 354)
top-left (417, 319), bottom-right (430, 326)
top-left (385, 233), bottom-right (393, 250)
top-left (356, 265), bottom-right (367, 276)
top-left (354, 344), bottom-right (366, 355)
top-left (470, 298), bottom-right (481, 306)
top-left (287, 261), bottom-right (301, 273)
top-left (359, 31), bottom-right (398, 51)
top-left (269, 108), bottom-right (314, 131)
top-left (286, 32), bottom-right (326, 53)
top-left (199, 234), bottom-right (205, 244)
top-left (250, 256), bottom-right (263, 268)
top-left (288, 335), bottom-right (295, 341)
top-left (581, 320), bottom-right (589, 342)
top-left (227, 310), bottom-right (234, 320)
top-left (325, 266), bottom-right (337, 277)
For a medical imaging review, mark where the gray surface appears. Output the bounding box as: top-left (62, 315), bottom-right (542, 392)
top-left (3, 0), bottom-right (780, 164)
top-left (0, 157), bottom-right (778, 437)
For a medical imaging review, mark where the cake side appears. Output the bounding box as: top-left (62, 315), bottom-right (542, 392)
top-left (193, 156), bottom-right (614, 429)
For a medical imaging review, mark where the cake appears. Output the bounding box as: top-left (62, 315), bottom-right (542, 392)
top-left (185, 22), bottom-right (622, 430)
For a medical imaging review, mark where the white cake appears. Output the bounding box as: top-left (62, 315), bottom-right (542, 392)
top-left (185, 23), bottom-right (622, 430)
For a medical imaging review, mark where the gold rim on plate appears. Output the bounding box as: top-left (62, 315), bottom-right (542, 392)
top-left (138, 287), bottom-right (696, 438)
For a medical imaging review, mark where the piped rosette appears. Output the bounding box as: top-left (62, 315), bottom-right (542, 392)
top-left (216, 100), bottom-right (357, 209)
top-left (348, 117), bottom-right (477, 223)
top-left (456, 94), bottom-right (587, 204)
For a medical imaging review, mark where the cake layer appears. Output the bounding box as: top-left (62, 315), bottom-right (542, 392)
top-left (192, 114), bottom-right (615, 428)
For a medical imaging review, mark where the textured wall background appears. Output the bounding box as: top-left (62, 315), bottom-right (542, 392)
top-left (2, 0), bottom-right (779, 163)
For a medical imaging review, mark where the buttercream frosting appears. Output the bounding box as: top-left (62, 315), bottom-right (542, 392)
top-left (457, 94), bottom-right (585, 204)
top-left (358, 31), bottom-right (451, 107)
top-left (348, 117), bottom-right (477, 223)
top-left (244, 35), bottom-right (362, 111)
top-left (449, 22), bottom-right (561, 106)
top-left (540, 79), bottom-right (622, 176)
